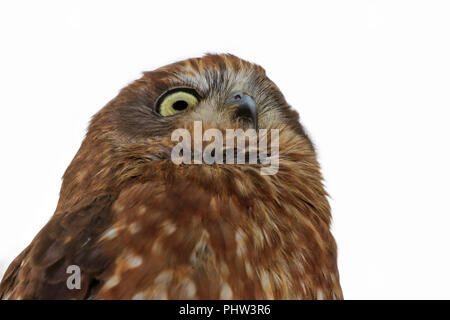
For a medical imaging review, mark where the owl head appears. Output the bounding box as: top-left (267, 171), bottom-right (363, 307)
top-left (108, 53), bottom-right (307, 140)
top-left (58, 54), bottom-right (320, 214)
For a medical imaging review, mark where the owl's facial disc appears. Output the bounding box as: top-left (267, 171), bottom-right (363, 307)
top-left (157, 87), bottom-right (259, 130)
top-left (112, 54), bottom-right (306, 142)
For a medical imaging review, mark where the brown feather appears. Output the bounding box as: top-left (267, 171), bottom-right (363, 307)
top-left (1, 54), bottom-right (342, 300)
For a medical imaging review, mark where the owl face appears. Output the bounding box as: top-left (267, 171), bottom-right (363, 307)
top-left (104, 54), bottom-right (305, 144)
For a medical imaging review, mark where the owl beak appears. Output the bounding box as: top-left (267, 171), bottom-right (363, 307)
top-left (229, 92), bottom-right (258, 129)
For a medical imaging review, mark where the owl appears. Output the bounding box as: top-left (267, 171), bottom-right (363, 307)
top-left (0, 54), bottom-right (343, 300)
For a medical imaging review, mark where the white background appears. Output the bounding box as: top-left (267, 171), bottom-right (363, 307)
top-left (1, 0), bottom-right (449, 299)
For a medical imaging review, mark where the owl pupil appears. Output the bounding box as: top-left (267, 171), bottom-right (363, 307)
top-left (173, 100), bottom-right (188, 110)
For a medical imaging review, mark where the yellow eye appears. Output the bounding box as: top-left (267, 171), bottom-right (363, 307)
top-left (157, 89), bottom-right (199, 116)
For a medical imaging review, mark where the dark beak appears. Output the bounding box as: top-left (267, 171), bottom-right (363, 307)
top-left (229, 92), bottom-right (258, 129)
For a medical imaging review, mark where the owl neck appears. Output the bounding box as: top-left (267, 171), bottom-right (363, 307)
top-left (56, 126), bottom-right (331, 229)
